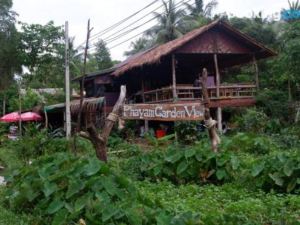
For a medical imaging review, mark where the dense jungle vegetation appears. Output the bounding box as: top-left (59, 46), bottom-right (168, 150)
top-left (0, 0), bottom-right (300, 224)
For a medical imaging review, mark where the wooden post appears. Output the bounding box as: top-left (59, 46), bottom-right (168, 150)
top-left (141, 78), bottom-right (149, 133)
top-left (65, 21), bottom-right (71, 139)
top-left (253, 55), bottom-right (259, 90)
top-left (214, 54), bottom-right (220, 98)
top-left (201, 68), bottom-right (220, 152)
top-left (77, 19), bottom-right (93, 132)
top-left (214, 54), bottom-right (222, 132)
top-left (172, 54), bottom-right (177, 100)
top-left (44, 108), bottom-right (48, 129)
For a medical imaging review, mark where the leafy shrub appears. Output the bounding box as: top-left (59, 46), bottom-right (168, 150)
top-left (222, 132), bottom-right (277, 154)
top-left (250, 150), bottom-right (300, 193)
top-left (138, 181), bottom-right (300, 225)
top-left (271, 125), bottom-right (300, 149)
top-left (132, 144), bottom-right (240, 184)
top-left (4, 125), bottom-right (69, 162)
top-left (256, 89), bottom-right (289, 122)
top-left (174, 122), bottom-right (206, 144)
top-left (5, 153), bottom-right (200, 225)
top-left (236, 108), bottom-right (269, 133)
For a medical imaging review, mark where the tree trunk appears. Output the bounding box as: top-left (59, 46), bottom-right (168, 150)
top-left (80, 86), bottom-right (126, 162)
top-left (201, 68), bottom-right (221, 152)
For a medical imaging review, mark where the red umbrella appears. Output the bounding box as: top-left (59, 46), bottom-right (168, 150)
top-left (20, 112), bottom-right (42, 121)
top-left (0, 112), bottom-right (20, 123)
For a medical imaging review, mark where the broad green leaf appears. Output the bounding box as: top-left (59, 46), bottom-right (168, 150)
top-left (230, 156), bottom-right (240, 170)
top-left (43, 182), bottom-right (58, 198)
top-left (66, 180), bottom-right (85, 199)
top-left (74, 194), bottom-right (89, 212)
top-left (153, 166), bottom-right (162, 176)
top-left (102, 206), bottom-right (119, 222)
top-left (287, 179), bottom-right (297, 193)
top-left (195, 153), bottom-right (203, 162)
top-left (165, 152), bottom-right (183, 164)
top-left (176, 161), bottom-right (188, 175)
top-left (283, 162), bottom-right (294, 177)
top-left (156, 212), bottom-right (172, 225)
top-left (126, 208), bottom-right (143, 225)
top-left (84, 158), bottom-right (101, 176)
top-left (47, 199), bottom-right (64, 214)
top-left (251, 162), bottom-right (265, 177)
top-left (102, 177), bottom-right (118, 196)
top-left (216, 157), bottom-right (227, 166)
top-left (185, 148), bottom-right (196, 158)
top-left (269, 173), bottom-right (284, 186)
top-left (216, 169), bottom-right (226, 180)
top-left (51, 208), bottom-right (68, 225)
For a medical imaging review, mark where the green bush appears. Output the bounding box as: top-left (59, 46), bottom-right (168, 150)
top-left (222, 132), bottom-right (277, 154)
top-left (4, 125), bottom-right (69, 162)
top-left (250, 150), bottom-right (300, 193)
top-left (131, 144), bottom-right (240, 184)
top-left (174, 122), bottom-right (206, 144)
top-left (236, 108), bottom-right (269, 133)
top-left (138, 181), bottom-right (300, 225)
top-left (5, 153), bottom-right (199, 225)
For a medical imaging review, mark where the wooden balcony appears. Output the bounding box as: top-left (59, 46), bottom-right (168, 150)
top-left (133, 84), bottom-right (257, 107)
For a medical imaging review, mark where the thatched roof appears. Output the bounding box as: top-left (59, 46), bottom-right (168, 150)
top-left (74, 19), bottom-right (276, 82)
top-left (113, 19), bottom-right (276, 76)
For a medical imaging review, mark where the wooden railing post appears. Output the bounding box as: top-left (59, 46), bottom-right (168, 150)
top-left (172, 54), bottom-right (177, 100)
top-left (253, 55), bottom-right (259, 90)
top-left (214, 54), bottom-right (222, 132)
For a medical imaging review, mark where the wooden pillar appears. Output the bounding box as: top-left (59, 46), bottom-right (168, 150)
top-left (141, 78), bottom-right (149, 133)
top-left (214, 54), bottom-right (222, 132)
top-left (253, 55), bottom-right (259, 90)
top-left (172, 54), bottom-right (177, 100)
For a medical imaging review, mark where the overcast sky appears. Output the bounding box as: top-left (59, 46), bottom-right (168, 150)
top-left (12, 0), bottom-right (288, 60)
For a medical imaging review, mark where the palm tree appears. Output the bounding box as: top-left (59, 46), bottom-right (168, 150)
top-left (147, 0), bottom-right (186, 44)
top-left (288, 0), bottom-right (300, 10)
top-left (183, 0), bottom-right (218, 29)
top-left (185, 0), bottom-right (218, 18)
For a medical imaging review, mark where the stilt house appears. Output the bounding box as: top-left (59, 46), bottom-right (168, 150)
top-left (73, 20), bottom-right (276, 130)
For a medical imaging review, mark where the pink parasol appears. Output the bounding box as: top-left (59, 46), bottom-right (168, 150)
top-left (20, 112), bottom-right (42, 121)
top-left (0, 112), bottom-right (20, 123)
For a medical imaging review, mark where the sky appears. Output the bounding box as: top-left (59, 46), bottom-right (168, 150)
top-left (12, 0), bottom-right (288, 61)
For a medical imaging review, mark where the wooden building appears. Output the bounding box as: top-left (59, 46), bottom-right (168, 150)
top-left (74, 20), bottom-right (276, 131)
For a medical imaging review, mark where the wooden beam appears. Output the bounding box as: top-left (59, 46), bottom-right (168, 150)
top-left (253, 55), bottom-right (259, 90)
top-left (213, 54), bottom-right (220, 98)
top-left (172, 54), bottom-right (177, 100)
top-left (213, 54), bottom-right (222, 132)
top-left (141, 77), bottom-right (149, 132)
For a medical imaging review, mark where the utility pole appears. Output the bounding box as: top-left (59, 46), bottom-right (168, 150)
top-left (77, 19), bottom-right (93, 132)
top-left (65, 21), bottom-right (71, 139)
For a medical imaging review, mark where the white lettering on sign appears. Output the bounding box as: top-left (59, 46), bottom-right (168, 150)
top-left (122, 103), bottom-right (204, 121)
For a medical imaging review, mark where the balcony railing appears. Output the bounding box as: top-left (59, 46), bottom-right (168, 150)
top-left (133, 84), bottom-right (257, 104)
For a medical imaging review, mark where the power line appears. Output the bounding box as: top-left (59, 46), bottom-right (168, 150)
top-left (86, 0), bottom-right (193, 51)
top-left (102, 0), bottom-right (189, 44)
top-left (76, 0), bottom-right (160, 49)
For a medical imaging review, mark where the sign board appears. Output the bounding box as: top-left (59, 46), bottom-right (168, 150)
top-left (122, 103), bottom-right (204, 121)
